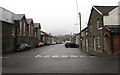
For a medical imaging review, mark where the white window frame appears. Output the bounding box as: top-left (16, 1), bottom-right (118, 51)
top-left (31, 25), bottom-right (33, 36)
top-left (29, 24), bottom-right (30, 37)
top-left (97, 37), bottom-right (100, 48)
top-left (23, 21), bottom-right (26, 36)
top-left (97, 20), bottom-right (100, 30)
top-left (19, 21), bottom-right (22, 36)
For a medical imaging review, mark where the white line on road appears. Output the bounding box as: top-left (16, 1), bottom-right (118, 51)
top-left (79, 55), bottom-right (87, 57)
top-left (51, 55), bottom-right (59, 58)
top-left (70, 55), bottom-right (78, 58)
top-left (61, 55), bottom-right (69, 58)
top-left (35, 55), bottom-right (40, 58)
top-left (35, 55), bottom-right (97, 58)
top-left (43, 55), bottom-right (51, 58)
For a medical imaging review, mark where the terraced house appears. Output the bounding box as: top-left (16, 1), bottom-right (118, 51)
top-left (27, 18), bottom-right (35, 47)
top-left (14, 14), bottom-right (29, 47)
top-left (87, 6), bottom-right (120, 55)
top-left (34, 23), bottom-right (41, 45)
top-left (0, 7), bottom-right (16, 53)
top-left (0, 7), bottom-right (42, 53)
top-left (80, 27), bottom-right (89, 53)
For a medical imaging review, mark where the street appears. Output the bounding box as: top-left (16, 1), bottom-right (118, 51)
top-left (2, 44), bottom-right (118, 73)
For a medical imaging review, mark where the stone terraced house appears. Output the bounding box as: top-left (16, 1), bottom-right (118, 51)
top-left (87, 6), bottom-right (120, 55)
top-left (0, 7), bottom-right (43, 53)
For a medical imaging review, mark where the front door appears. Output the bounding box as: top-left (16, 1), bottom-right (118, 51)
top-left (86, 39), bottom-right (89, 52)
top-left (93, 37), bottom-right (96, 51)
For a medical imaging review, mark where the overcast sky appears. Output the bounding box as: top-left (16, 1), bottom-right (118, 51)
top-left (0, 0), bottom-right (120, 35)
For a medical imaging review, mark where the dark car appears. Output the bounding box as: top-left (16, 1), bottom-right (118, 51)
top-left (16, 43), bottom-right (31, 51)
top-left (36, 42), bottom-right (44, 47)
top-left (44, 42), bottom-right (51, 46)
top-left (65, 42), bottom-right (79, 48)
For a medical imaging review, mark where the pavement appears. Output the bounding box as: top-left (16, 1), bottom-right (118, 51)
top-left (1, 44), bottom-right (119, 74)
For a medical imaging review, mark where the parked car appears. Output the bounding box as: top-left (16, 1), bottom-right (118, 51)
top-left (36, 42), bottom-right (44, 47)
top-left (51, 42), bottom-right (56, 45)
top-left (44, 42), bottom-right (51, 46)
top-left (16, 43), bottom-right (31, 51)
top-left (65, 42), bottom-right (79, 48)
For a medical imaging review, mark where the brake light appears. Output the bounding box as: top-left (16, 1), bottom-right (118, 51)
top-left (38, 44), bottom-right (41, 46)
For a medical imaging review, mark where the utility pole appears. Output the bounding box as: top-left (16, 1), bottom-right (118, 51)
top-left (79, 12), bottom-right (81, 33)
top-left (76, 0), bottom-right (81, 32)
top-left (76, 0), bottom-right (82, 49)
top-left (78, 12), bottom-right (82, 50)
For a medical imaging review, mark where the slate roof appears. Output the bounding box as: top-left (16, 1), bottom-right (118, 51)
top-left (34, 23), bottom-right (41, 29)
top-left (105, 25), bottom-right (120, 34)
top-left (94, 6), bottom-right (117, 15)
top-left (13, 14), bottom-right (25, 20)
top-left (41, 31), bottom-right (49, 36)
top-left (26, 19), bottom-right (33, 24)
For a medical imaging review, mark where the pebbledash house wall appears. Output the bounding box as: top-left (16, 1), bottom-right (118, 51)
top-left (103, 7), bottom-right (120, 53)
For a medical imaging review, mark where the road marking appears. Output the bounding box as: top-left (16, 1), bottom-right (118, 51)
top-left (61, 55), bottom-right (68, 58)
top-left (43, 55), bottom-right (51, 58)
top-left (35, 55), bottom-right (40, 58)
top-left (51, 55), bottom-right (59, 58)
top-left (35, 55), bottom-right (97, 58)
top-left (70, 55), bottom-right (78, 58)
top-left (79, 55), bottom-right (87, 57)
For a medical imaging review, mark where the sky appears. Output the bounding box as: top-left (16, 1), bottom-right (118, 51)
top-left (0, 0), bottom-right (120, 36)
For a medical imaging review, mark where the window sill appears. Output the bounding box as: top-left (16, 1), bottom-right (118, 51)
top-left (98, 27), bottom-right (102, 30)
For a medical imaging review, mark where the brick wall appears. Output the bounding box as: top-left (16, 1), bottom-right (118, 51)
top-left (2, 21), bottom-right (15, 53)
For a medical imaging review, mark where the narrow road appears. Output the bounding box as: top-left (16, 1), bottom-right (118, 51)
top-left (2, 44), bottom-right (118, 73)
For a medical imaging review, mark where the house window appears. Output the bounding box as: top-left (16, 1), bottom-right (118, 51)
top-left (35, 31), bottom-right (37, 37)
top-left (29, 25), bottom-right (30, 36)
top-left (81, 32), bottom-right (84, 37)
top-left (23, 21), bottom-right (26, 36)
top-left (11, 29), bottom-right (15, 36)
top-left (82, 39), bottom-right (85, 46)
top-left (86, 29), bottom-right (88, 35)
top-left (37, 30), bottom-right (40, 37)
top-left (31, 25), bottom-right (33, 36)
top-left (97, 20), bottom-right (100, 29)
top-left (19, 21), bottom-right (22, 36)
top-left (97, 37), bottom-right (100, 48)
top-left (90, 25), bottom-right (92, 32)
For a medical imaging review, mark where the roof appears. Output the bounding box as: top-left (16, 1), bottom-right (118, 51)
top-left (41, 31), bottom-right (52, 37)
top-left (34, 23), bottom-right (41, 29)
top-left (94, 6), bottom-right (117, 15)
top-left (0, 7), bottom-right (15, 24)
top-left (105, 25), bottom-right (120, 34)
top-left (26, 18), bottom-right (33, 24)
top-left (13, 14), bottom-right (25, 20)
top-left (41, 31), bottom-right (48, 36)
